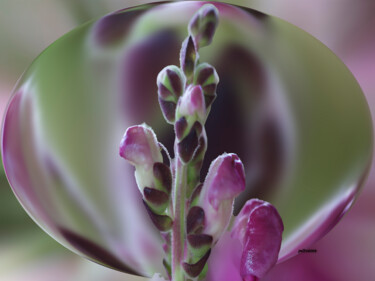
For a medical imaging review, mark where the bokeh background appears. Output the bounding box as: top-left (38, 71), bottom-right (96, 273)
top-left (0, 1), bottom-right (374, 280)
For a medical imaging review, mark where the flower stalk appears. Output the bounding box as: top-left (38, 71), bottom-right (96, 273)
top-left (119, 4), bottom-right (284, 281)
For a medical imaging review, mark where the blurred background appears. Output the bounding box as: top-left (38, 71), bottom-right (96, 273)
top-left (0, 1), bottom-right (374, 280)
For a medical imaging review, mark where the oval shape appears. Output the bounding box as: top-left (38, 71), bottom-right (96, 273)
top-left (1, 1), bottom-right (372, 277)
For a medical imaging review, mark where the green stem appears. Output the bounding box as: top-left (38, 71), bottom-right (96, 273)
top-left (171, 157), bottom-right (187, 281)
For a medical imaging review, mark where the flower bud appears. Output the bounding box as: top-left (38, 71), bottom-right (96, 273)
top-left (186, 206), bottom-right (205, 234)
top-left (143, 187), bottom-right (169, 214)
top-left (119, 124), bottom-right (163, 192)
top-left (157, 65), bottom-right (185, 101)
top-left (231, 199), bottom-right (283, 280)
top-left (197, 153), bottom-right (246, 242)
top-left (177, 125), bottom-right (199, 163)
top-left (157, 65), bottom-right (185, 124)
top-left (176, 85), bottom-right (206, 124)
top-left (183, 249), bottom-right (211, 278)
top-left (193, 63), bottom-right (219, 108)
top-left (180, 36), bottom-right (197, 81)
top-left (143, 200), bottom-right (173, 232)
top-left (153, 162), bottom-right (172, 194)
top-left (188, 4), bottom-right (219, 49)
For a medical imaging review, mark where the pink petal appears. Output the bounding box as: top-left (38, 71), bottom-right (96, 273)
top-left (231, 199), bottom-right (264, 244)
top-left (119, 123), bottom-right (162, 169)
top-left (177, 85), bottom-right (206, 122)
top-left (240, 202), bottom-right (284, 279)
top-left (206, 153), bottom-right (246, 210)
top-left (197, 153), bottom-right (245, 242)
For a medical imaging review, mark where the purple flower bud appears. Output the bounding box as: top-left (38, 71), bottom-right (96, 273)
top-left (143, 200), bottom-right (173, 232)
top-left (193, 63), bottom-right (219, 108)
top-left (158, 99), bottom-right (177, 124)
top-left (157, 65), bottom-right (185, 124)
top-left (197, 153), bottom-right (246, 242)
top-left (143, 187), bottom-right (169, 214)
top-left (157, 65), bottom-right (185, 101)
top-left (175, 117), bottom-right (188, 140)
top-left (186, 206), bottom-right (205, 234)
top-left (231, 200), bottom-right (283, 280)
top-left (180, 36), bottom-right (197, 80)
top-left (188, 4), bottom-right (219, 49)
top-left (119, 123), bottom-right (162, 167)
top-left (153, 162), bottom-right (172, 194)
top-left (177, 85), bottom-right (206, 123)
top-left (177, 127), bottom-right (199, 163)
top-left (183, 249), bottom-right (211, 278)
top-left (119, 124), bottom-right (163, 191)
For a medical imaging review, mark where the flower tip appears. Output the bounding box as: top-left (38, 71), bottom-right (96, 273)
top-left (207, 153), bottom-right (246, 209)
top-left (188, 85), bottom-right (206, 117)
top-left (177, 85), bottom-right (206, 122)
top-left (180, 36), bottom-right (197, 79)
top-left (188, 4), bottom-right (219, 49)
top-left (119, 124), bottom-right (162, 167)
top-left (157, 65), bottom-right (185, 100)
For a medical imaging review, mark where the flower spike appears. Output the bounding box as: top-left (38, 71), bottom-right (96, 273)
top-left (119, 4), bottom-right (284, 281)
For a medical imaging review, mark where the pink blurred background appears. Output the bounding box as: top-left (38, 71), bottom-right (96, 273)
top-left (0, 1), bottom-right (374, 280)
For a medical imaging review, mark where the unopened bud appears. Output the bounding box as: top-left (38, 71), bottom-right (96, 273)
top-left (180, 36), bottom-right (197, 81)
top-left (157, 66), bottom-right (185, 124)
top-left (186, 206), bottom-right (205, 234)
top-left (187, 234), bottom-right (212, 259)
top-left (143, 187), bottom-right (169, 214)
top-left (153, 162), bottom-right (172, 194)
top-left (193, 63), bottom-right (219, 108)
top-left (188, 4), bottom-right (219, 49)
top-left (182, 249), bottom-right (211, 278)
top-left (157, 65), bottom-right (185, 101)
top-left (177, 125), bottom-right (199, 163)
top-left (143, 200), bottom-right (173, 232)
top-left (176, 85), bottom-right (206, 124)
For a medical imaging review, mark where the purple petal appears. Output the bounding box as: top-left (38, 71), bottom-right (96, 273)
top-left (119, 124), bottom-right (162, 169)
top-left (206, 153), bottom-right (246, 210)
top-left (240, 202), bottom-right (284, 279)
top-left (197, 153), bottom-right (245, 242)
top-left (177, 85), bottom-right (206, 122)
top-left (231, 199), bottom-right (264, 243)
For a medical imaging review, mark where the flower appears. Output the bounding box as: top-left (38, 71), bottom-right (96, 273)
top-left (204, 199), bottom-right (283, 281)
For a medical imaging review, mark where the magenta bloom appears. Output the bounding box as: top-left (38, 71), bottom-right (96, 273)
top-left (204, 199), bottom-right (283, 281)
